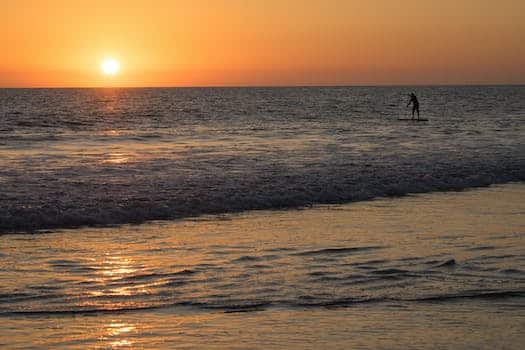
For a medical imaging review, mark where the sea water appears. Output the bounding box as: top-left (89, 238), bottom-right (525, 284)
top-left (0, 86), bottom-right (524, 232)
top-left (1, 185), bottom-right (524, 349)
top-left (0, 86), bottom-right (524, 349)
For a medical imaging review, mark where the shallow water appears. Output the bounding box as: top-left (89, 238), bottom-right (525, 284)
top-left (1, 86), bottom-right (524, 232)
top-left (1, 184), bottom-right (524, 349)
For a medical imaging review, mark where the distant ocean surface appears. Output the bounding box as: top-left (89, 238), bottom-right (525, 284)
top-left (0, 86), bottom-right (524, 233)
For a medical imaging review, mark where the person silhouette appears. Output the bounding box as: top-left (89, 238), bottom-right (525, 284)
top-left (407, 93), bottom-right (420, 120)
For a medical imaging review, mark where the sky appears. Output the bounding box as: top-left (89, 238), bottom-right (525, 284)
top-left (1, 0), bottom-right (524, 87)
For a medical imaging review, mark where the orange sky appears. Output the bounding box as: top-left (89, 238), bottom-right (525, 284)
top-left (1, 0), bottom-right (524, 87)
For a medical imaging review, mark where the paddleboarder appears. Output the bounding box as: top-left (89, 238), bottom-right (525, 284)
top-left (407, 93), bottom-right (420, 120)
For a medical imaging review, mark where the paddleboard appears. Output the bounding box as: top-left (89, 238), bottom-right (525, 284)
top-left (397, 118), bottom-right (429, 121)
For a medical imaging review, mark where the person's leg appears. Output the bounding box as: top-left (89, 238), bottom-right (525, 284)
top-left (412, 106), bottom-right (416, 119)
top-left (416, 106), bottom-right (420, 119)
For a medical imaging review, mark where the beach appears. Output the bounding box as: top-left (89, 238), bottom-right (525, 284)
top-left (1, 184), bottom-right (524, 349)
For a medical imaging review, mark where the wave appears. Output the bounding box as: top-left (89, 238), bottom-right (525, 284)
top-left (408, 290), bottom-right (525, 302)
top-left (3, 290), bottom-right (524, 317)
top-left (1, 85), bottom-right (524, 233)
top-left (1, 157), bottom-right (523, 234)
top-left (294, 246), bottom-right (385, 256)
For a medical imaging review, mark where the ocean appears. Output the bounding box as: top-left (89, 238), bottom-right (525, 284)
top-left (1, 86), bottom-right (524, 232)
top-left (0, 86), bottom-right (524, 349)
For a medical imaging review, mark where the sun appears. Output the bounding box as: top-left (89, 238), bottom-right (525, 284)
top-left (101, 58), bottom-right (120, 75)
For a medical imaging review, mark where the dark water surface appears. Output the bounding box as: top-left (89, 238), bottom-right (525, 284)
top-left (1, 86), bottom-right (524, 232)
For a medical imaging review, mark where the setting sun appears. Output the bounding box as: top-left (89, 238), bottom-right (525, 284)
top-left (101, 59), bottom-right (120, 76)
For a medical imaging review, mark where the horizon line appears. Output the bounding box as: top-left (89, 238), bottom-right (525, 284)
top-left (1, 83), bottom-right (524, 89)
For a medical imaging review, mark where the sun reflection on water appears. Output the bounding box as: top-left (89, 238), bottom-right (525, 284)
top-left (102, 321), bottom-right (137, 348)
top-left (77, 252), bottom-right (156, 312)
top-left (87, 255), bottom-right (147, 299)
top-left (101, 256), bottom-right (137, 277)
top-left (107, 322), bottom-right (136, 336)
top-left (110, 339), bottom-right (133, 348)
top-left (103, 153), bottom-right (130, 164)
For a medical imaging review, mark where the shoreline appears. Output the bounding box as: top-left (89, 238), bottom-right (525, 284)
top-left (1, 182), bottom-right (524, 349)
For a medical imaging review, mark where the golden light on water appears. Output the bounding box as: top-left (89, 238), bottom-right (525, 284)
top-left (104, 153), bottom-right (130, 164)
top-left (110, 339), bottom-right (133, 348)
top-left (107, 322), bottom-right (136, 336)
top-left (2, 185), bottom-right (525, 348)
top-left (101, 256), bottom-right (137, 278)
top-left (105, 322), bottom-right (137, 348)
